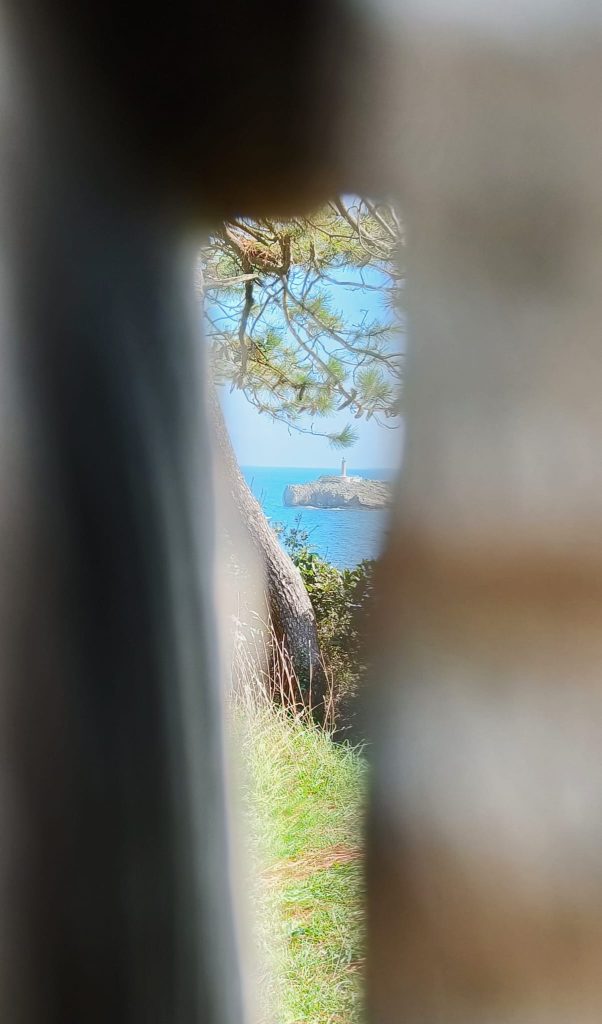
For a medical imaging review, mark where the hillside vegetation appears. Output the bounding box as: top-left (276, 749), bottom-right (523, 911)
top-left (237, 708), bottom-right (366, 1024)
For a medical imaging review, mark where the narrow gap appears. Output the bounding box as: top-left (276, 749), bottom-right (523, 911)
top-left (201, 195), bottom-right (404, 1024)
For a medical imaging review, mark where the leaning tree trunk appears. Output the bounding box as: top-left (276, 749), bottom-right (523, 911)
top-left (210, 389), bottom-right (328, 717)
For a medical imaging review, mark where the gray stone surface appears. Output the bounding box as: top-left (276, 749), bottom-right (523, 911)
top-left (283, 475), bottom-right (391, 509)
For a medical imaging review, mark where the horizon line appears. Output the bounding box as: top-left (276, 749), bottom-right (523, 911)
top-left (240, 463), bottom-right (398, 471)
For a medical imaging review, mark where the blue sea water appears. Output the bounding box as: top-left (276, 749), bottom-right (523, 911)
top-left (242, 466), bottom-right (393, 569)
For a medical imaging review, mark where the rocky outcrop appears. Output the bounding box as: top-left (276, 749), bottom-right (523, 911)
top-left (283, 475), bottom-right (391, 510)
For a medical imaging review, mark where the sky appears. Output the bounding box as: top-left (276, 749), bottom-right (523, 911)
top-left (218, 259), bottom-right (405, 471)
top-left (221, 385), bottom-right (403, 470)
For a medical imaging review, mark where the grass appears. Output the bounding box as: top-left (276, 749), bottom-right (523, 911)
top-left (235, 708), bottom-right (367, 1024)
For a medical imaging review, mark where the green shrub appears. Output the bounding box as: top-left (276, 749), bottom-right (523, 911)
top-left (274, 517), bottom-right (376, 701)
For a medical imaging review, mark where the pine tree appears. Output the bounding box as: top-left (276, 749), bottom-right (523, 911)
top-left (200, 197), bottom-right (403, 710)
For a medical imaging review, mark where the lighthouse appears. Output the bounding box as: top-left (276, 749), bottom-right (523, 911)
top-left (341, 457), bottom-right (347, 478)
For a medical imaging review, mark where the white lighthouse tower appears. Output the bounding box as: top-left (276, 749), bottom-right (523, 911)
top-left (341, 457), bottom-right (347, 478)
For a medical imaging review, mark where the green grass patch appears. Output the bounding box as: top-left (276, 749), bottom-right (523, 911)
top-left (237, 710), bottom-right (367, 1024)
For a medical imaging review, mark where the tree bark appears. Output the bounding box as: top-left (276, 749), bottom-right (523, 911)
top-left (210, 389), bottom-right (328, 718)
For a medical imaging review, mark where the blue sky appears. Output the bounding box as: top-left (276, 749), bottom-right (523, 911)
top-left (216, 255), bottom-right (405, 471)
top-left (220, 385), bottom-right (403, 469)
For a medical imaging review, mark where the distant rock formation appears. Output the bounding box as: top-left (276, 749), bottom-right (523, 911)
top-left (283, 475), bottom-right (391, 510)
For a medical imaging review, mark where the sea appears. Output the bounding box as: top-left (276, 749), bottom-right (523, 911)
top-left (241, 466), bottom-right (394, 569)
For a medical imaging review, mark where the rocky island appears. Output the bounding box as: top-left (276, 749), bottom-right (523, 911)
top-left (283, 460), bottom-right (391, 510)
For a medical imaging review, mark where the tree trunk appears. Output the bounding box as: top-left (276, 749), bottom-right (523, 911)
top-left (210, 389), bottom-right (328, 718)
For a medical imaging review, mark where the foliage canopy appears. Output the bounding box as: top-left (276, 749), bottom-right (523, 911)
top-left (201, 196), bottom-right (404, 447)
